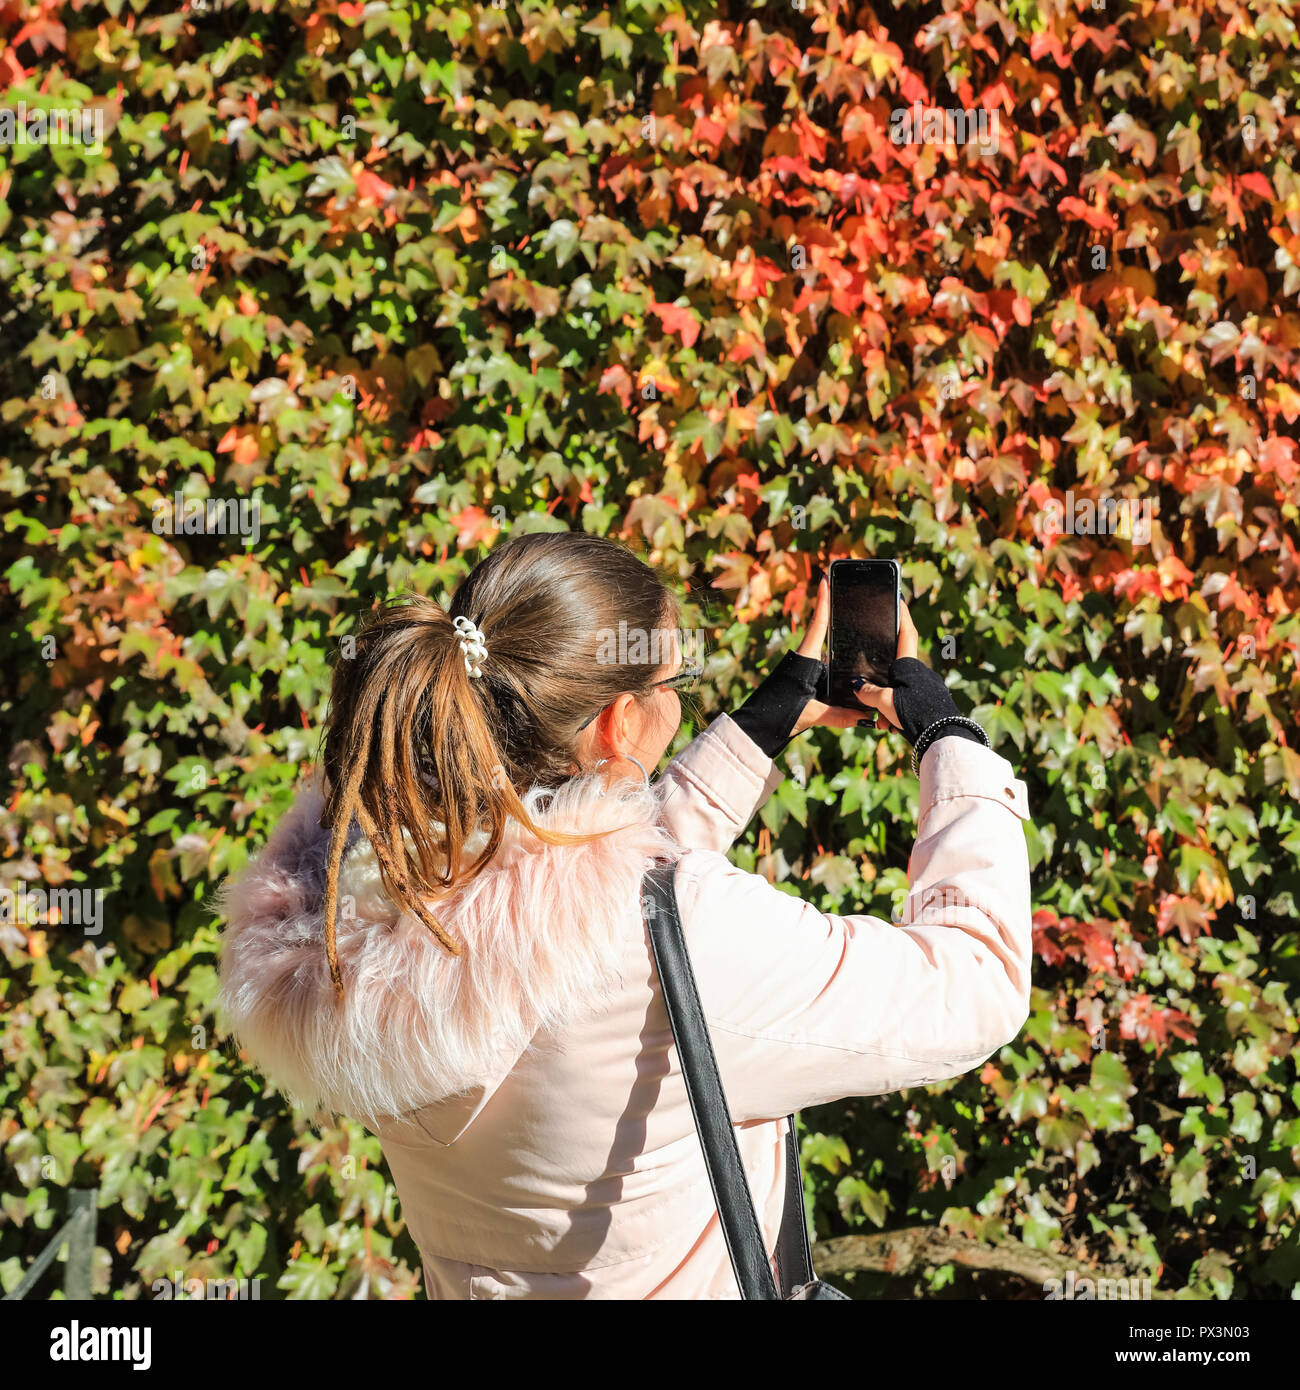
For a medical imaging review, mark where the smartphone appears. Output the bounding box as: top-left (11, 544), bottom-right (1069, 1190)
top-left (826, 559), bottom-right (900, 707)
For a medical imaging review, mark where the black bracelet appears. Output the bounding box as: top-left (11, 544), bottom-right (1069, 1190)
top-left (910, 715), bottom-right (989, 775)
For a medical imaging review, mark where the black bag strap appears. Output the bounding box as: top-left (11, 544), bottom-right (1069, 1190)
top-left (643, 862), bottom-right (812, 1299)
top-left (775, 1116), bottom-right (815, 1292)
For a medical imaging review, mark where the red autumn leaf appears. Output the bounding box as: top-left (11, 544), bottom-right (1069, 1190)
top-left (1031, 910), bottom-right (1066, 967)
top-left (11, 16), bottom-right (65, 56)
top-left (730, 256), bottom-right (783, 302)
top-left (449, 505), bottom-right (495, 550)
top-left (1238, 172), bottom-right (1273, 200)
top-left (693, 115), bottom-right (727, 149)
top-left (1119, 995), bottom-right (1197, 1056)
top-left (1259, 436), bottom-right (1298, 483)
top-left (1070, 919), bottom-right (1118, 974)
top-left (1057, 197), bottom-right (1117, 232)
top-left (648, 301), bottom-right (701, 349)
top-left (597, 364), bottom-right (632, 406)
top-left (1072, 22), bottom-right (1121, 56)
top-left (1028, 29), bottom-right (1070, 67)
top-left (1115, 938), bottom-right (1146, 981)
top-left (354, 168), bottom-right (395, 205)
top-left (768, 155), bottom-right (814, 182)
top-left (792, 113), bottom-right (828, 163)
top-left (1019, 145), bottom-right (1068, 188)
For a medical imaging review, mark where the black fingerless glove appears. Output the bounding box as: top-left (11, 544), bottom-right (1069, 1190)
top-left (729, 650), bottom-right (824, 758)
top-left (866, 657), bottom-right (984, 749)
top-left (731, 651), bottom-right (986, 761)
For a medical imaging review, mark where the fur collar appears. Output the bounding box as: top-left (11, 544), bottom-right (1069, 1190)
top-left (216, 770), bottom-right (676, 1125)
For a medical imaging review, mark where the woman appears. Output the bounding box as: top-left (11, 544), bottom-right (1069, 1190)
top-left (218, 531), bottom-right (1032, 1299)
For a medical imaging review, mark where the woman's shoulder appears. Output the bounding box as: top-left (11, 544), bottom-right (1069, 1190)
top-left (663, 846), bottom-right (810, 931)
top-left (668, 845), bottom-right (740, 887)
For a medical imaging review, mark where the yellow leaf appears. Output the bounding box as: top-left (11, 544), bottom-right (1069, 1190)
top-left (869, 52), bottom-right (895, 81)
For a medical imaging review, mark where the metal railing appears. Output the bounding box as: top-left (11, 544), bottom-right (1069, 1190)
top-left (3, 1188), bottom-right (96, 1300)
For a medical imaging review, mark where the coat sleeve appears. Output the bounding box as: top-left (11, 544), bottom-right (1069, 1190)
top-left (654, 712), bottom-right (784, 854)
top-left (668, 736), bottom-right (1034, 1121)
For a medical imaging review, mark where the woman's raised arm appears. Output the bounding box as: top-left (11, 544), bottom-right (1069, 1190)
top-left (669, 733), bottom-right (1033, 1120)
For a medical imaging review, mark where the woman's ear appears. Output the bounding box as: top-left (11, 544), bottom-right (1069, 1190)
top-left (597, 692), bottom-right (639, 759)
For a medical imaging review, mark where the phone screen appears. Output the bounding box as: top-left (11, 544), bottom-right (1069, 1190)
top-left (828, 560), bottom-right (899, 706)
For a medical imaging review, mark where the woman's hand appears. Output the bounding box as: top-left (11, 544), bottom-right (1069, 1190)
top-left (731, 574), bottom-right (940, 754)
top-left (837, 601), bottom-right (920, 734)
top-left (789, 579), bottom-right (979, 753)
top-left (848, 604), bottom-right (988, 749)
top-left (789, 578), bottom-right (918, 735)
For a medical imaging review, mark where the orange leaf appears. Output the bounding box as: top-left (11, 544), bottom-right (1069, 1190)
top-left (648, 301), bottom-right (700, 349)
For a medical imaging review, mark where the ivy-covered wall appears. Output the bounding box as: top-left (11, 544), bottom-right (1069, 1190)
top-left (2, 0), bottom-right (1298, 1298)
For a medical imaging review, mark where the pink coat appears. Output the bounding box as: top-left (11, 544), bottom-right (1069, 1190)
top-left (218, 715), bottom-right (1032, 1299)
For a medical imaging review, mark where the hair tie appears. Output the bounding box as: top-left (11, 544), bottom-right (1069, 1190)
top-left (453, 615), bottom-right (488, 678)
